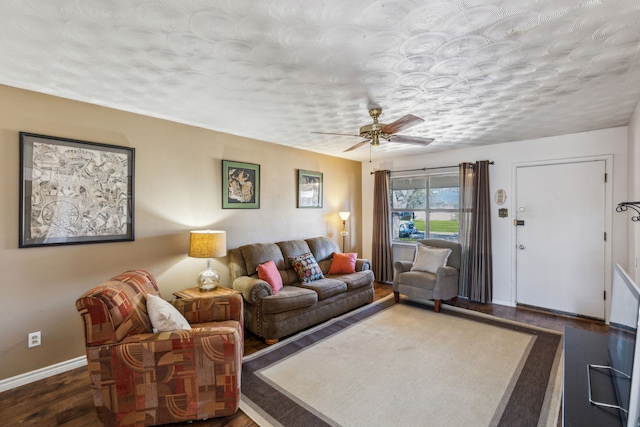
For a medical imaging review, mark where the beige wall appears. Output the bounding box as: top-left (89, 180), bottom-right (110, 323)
top-left (0, 84), bottom-right (362, 381)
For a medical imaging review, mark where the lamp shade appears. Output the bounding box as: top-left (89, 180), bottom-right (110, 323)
top-left (188, 230), bottom-right (227, 258)
top-left (339, 211), bottom-right (351, 221)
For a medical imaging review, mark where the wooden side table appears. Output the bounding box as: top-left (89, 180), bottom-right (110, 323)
top-left (173, 286), bottom-right (239, 300)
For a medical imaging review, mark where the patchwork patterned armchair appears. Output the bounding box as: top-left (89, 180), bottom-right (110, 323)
top-left (75, 270), bottom-right (243, 426)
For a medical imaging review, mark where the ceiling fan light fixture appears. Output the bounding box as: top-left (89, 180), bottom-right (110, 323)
top-left (314, 108), bottom-right (433, 152)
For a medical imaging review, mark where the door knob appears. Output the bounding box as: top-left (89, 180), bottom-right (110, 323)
top-left (519, 245), bottom-right (525, 250)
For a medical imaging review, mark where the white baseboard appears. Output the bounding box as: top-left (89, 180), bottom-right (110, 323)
top-left (492, 297), bottom-right (514, 307)
top-left (0, 356), bottom-right (87, 393)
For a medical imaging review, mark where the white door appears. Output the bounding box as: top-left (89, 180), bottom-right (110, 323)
top-left (515, 160), bottom-right (606, 319)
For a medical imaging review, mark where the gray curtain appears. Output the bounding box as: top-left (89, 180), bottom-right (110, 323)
top-left (458, 161), bottom-right (493, 303)
top-left (372, 170), bottom-right (393, 283)
top-left (458, 162), bottom-right (474, 298)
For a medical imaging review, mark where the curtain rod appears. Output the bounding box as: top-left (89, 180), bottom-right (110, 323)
top-left (370, 161), bottom-right (494, 175)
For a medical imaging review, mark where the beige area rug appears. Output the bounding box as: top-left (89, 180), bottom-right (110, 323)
top-left (240, 296), bottom-right (563, 427)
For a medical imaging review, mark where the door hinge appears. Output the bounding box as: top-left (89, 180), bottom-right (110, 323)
top-left (604, 290), bottom-right (607, 300)
top-left (604, 232), bottom-right (607, 241)
top-left (604, 173), bottom-right (608, 183)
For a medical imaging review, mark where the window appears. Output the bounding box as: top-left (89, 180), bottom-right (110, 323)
top-left (390, 170), bottom-right (459, 243)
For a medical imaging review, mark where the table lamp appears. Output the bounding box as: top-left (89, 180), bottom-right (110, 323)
top-left (188, 230), bottom-right (227, 291)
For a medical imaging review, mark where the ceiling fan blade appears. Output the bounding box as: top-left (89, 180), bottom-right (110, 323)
top-left (387, 134), bottom-right (434, 146)
top-left (311, 131), bottom-right (361, 137)
top-left (381, 114), bottom-right (424, 134)
top-left (344, 140), bottom-right (369, 152)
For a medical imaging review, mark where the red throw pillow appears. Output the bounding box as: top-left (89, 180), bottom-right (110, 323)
top-left (328, 252), bottom-right (357, 275)
top-left (257, 260), bottom-right (283, 293)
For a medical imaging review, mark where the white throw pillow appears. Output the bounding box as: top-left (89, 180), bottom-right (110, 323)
top-left (410, 244), bottom-right (452, 274)
top-left (146, 294), bottom-right (191, 333)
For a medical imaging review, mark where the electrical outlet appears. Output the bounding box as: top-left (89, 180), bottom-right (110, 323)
top-left (28, 331), bottom-right (41, 348)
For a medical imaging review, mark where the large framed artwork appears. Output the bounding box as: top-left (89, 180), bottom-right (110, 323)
top-left (298, 169), bottom-right (323, 208)
top-left (222, 160), bottom-right (260, 209)
top-left (19, 132), bottom-right (135, 248)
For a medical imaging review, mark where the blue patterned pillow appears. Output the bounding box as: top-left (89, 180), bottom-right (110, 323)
top-left (289, 252), bottom-right (324, 284)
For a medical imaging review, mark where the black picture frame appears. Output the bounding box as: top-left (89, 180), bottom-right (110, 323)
top-left (222, 160), bottom-right (260, 209)
top-left (19, 132), bottom-right (135, 248)
top-left (298, 169), bottom-right (323, 208)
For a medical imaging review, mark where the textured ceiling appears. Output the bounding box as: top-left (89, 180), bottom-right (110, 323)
top-left (1, 0), bottom-right (639, 161)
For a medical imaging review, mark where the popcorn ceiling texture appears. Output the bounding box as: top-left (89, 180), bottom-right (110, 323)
top-left (0, 0), bottom-right (639, 161)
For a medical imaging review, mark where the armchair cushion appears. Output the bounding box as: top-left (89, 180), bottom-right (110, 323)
top-left (411, 244), bottom-right (452, 274)
top-left (146, 294), bottom-right (191, 332)
top-left (328, 252), bottom-right (357, 274)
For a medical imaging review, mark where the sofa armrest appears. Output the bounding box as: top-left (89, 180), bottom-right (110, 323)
top-left (356, 258), bottom-right (372, 271)
top-left (232, 276), bottom-right (273, 305)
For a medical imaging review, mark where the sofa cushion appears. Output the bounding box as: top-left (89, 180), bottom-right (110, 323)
top-left (257, 260), bottom-right (283, 293)
top-left (240, 243), bottom-right (285, 275)
top-left (292, 278), bottom-right (347, 300)
top-left (289, 252), bottom-right (325, 283)
top-left (277, 240), bottom-right (311, 260)
top-left (261, 286), bottom-right (318, 314)
top-left (327, 270), bottom-right (375, 291)
top-left (280, 267), bottom-right (302, 287)
top-left (328, 252), bottom-right (357, 274)
top-left (306, 236), bottom-right (340, 262)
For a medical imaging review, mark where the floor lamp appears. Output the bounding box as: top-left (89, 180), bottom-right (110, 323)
top-left (339, 211), bottom-right (350, 252)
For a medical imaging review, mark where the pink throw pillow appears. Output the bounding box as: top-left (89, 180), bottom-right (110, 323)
top-left (328, 252), bottom-right (357, 275)
top-left (257, 260), bottom-right (283, 293)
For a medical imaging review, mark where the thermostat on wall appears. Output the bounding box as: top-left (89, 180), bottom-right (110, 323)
top-left (495, 189), bottom-right (507, 205)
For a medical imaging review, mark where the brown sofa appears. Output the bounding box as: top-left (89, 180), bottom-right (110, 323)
top-left (228, 236), bottom-right (374, 344)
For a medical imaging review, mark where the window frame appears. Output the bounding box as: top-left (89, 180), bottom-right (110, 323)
top-left (390, 168), bottom-right (459, 245)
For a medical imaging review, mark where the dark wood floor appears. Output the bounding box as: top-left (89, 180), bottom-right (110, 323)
top-left (0, 282), bottom-right (608, 426)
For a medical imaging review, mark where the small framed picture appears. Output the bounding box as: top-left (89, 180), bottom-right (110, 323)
top-left (19, 132), bottom-right (135, 247)
top-left (222, 160), bottom-right (260, 209)
top-left (298, 169), bottom-right (323, 208)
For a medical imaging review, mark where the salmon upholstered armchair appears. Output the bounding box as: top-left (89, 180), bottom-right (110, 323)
top-left (75, 270), bottom-right (243, 426)
top-left (393, 239), bottom-right (461, 312)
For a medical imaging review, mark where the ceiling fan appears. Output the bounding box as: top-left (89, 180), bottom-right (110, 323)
top-left (312, 108), bottom-right (434, 152)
